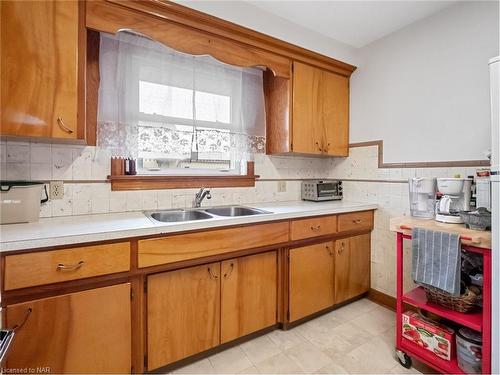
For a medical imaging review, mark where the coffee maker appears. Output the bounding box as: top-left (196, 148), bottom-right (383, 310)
top-left (436, 178), bottom-right (472, 223)
top-left (408, 178), bottom-right (437, 219)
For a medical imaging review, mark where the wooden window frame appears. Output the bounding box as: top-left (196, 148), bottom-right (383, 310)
top-left (108, 161), bottom-right (258, 191)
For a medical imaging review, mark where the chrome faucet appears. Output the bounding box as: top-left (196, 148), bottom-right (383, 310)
top-left (193, 187), bottom-right (212, 208)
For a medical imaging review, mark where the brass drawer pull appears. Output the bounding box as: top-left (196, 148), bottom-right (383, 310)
top-left (326, 244), bottom-right (334, 256)
top-left (57, 117), bottom-right (74, 134)
top-left (56, 261), bottom-right (84, 271)
top-left (223, 263), bottom-right (234, 279)
top-left (208, 266), bottom-right (219, 280)
top-left (310, 225), bottom-right (321, 231)
top-left (352, 219), bottom-right (363, 224)
top-left (338, 242), bottom-right (345, 254)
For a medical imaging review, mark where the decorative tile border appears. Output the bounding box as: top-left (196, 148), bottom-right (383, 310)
top-left (349, 140), bottom-right (490, 168)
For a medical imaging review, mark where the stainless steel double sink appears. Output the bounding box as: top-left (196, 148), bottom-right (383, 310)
top-left (144, 205), bottom-right (272, 223)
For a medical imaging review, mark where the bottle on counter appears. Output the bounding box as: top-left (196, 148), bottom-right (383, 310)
top-left (124, 157), bottom-right (137, 176)
top-left (124, 158), bottom-right (131, 175)
top-left (129, 158), bottom-right (137, 175)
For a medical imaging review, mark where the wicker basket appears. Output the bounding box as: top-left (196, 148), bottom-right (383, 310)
top-left (424, 286), bottom-right (480, 313)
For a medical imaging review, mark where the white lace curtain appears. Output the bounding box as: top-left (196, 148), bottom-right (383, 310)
top-left (97, 31), bottom-right (266, 167)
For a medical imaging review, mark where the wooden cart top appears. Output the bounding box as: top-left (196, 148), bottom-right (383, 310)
top-left (389, 216), bottom-right (492, 249)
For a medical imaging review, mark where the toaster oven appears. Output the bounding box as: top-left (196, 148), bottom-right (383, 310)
top-left (301, 180), bottom-right (343, 201)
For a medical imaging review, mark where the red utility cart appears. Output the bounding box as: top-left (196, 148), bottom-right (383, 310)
top-left (393, 222), bottom-right (491, 374)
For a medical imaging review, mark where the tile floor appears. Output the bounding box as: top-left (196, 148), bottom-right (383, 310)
top-left (172, 299), bottom-right (424, 374)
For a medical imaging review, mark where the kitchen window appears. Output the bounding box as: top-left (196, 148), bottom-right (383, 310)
top-left (97, 31), bottom-right (266, 178)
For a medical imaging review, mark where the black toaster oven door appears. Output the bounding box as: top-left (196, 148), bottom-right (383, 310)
top-left (316, 183), bottom-right (338, 198)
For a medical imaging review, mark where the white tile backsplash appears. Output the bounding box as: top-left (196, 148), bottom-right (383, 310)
top-left (30, 163), bottom-right (52, 180)
top-left (30, 144), bottom-right (52, 164)
top-left (109, 192), bottom-right (127, 213)
top-left (6, 162), bottom-right (30, 180)
top-left (72, 199), bottom-right (92, 216)
top-left (6, 143), bottom-right (30, 163)
top-left (72, 149), bottom-right (92, 180)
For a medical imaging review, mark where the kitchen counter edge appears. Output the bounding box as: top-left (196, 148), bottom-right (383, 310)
top-left (0, 201), bottom-right (378, 253)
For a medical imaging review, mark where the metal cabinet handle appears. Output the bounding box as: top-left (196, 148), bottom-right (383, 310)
top-left (352, 219), bottom-right (363, 224)
top-left (56, 261), bottom-right (84, 271)
top-left (12, 308), bottom-right (32, 332)
top-left (208, 266), bottom-right (219, 280)
top-left (223, 263), bottom-right (234, 279)
top-left (57, 117), bottom-right (74, 134)
top-left (310, 225), bottom-right (321, 231)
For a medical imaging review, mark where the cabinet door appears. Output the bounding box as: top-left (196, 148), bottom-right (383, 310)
top-left (292, 62), bottom-right (349, 156)
top-left (335, 234), bottom-right (371, 304)
top-left (147, 263), bottom-right (220, 370)
top-left (1, 1), bottom-right (80, 139)
top-left (292, 62), bottom-right (324, 155)
top-left (289, 242), bottom-right (335, 321)
top-left (221, 251), bottom-right (277, 343)
top-left (5, 284), bottom-right (131, 373)
top-left (321, 71), bottom-right (349, 156)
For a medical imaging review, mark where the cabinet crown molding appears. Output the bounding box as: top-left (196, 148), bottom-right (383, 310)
top-left (90, 0), bottom-right (356, 77)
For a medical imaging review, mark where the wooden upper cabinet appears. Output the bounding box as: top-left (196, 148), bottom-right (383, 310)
top-left (292, 62), bottom-right (349, 156)
top-left (221, 251), bottom-right (277, 343)
top-left (4, 283), bottom-right (132, 374)
top-left (265, 61), bottom-right (350, 156)
top-left (321, 68), bottom-right (350, 156)
top-left (0, 0), bottom-right (83, 140)
top-left (334, 234), bottom-right (371, 304)
top-left (291, 62), bottom-right (324, 155)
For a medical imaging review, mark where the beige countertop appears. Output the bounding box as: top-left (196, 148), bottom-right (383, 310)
top-left (0, 200), bottom-right (377, 253)
top-left (390, 216), bottom-right (492, 249)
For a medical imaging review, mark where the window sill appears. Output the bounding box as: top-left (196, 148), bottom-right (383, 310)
top-left (108, 162), bottom-right (258, 191)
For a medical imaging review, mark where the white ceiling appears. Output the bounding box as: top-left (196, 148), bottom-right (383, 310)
top-left (245, 1), bottom-right (457, 48)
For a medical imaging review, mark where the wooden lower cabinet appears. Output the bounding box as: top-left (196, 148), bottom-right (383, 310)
top-left (335, 234), bottom-right (371, 304)
top-left (147, 263), bottom-right (221, 370)
top-left (289, 242), bottom-right (335, 321)
top-left (147, 253), bottom-right (279, 370)
top-left (5, 283), bottom-right (132, 374)
top-left (221, 251), bottom-right (277, 343)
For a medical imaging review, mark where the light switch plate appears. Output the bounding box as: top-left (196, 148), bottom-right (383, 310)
top-left (49, 181), bottom-right (64, 200)
top-left (277, 181), bottom-right (287, 192)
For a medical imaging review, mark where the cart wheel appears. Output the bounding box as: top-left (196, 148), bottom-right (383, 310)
top-left (396, 350), bottom-right (412, 369)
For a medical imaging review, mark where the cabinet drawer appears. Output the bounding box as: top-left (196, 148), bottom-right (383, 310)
top-left (138, 222), bottom-right (289, 268)
top-left (290, 215), bottom-right (337, 240)
top-left (4, 242), bottom-right (131, 291)
top-left (337, 211), bottom-right (374, 233)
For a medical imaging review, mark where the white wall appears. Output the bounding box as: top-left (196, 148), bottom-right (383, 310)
top-left (180, 1), bottom-right (498, 164)
top-left (350, 1), bottom-right (499, 163)
top-left (177, 0), bottom-right (360, 66)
